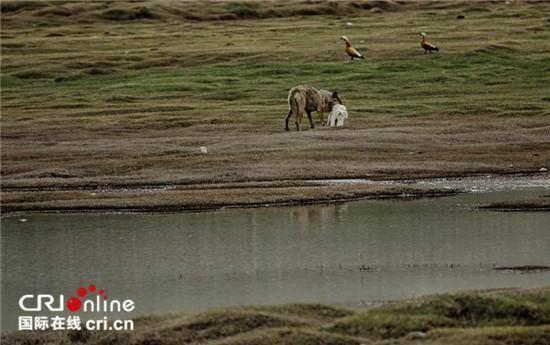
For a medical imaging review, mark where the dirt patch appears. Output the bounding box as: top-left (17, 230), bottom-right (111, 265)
top-left (479, 197), bottom-right (550, 212)
top-left (493, 265), bottom-right (550, 272)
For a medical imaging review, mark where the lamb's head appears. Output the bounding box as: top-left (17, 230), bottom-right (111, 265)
top-left (332, 104), bottom-right (348, 119)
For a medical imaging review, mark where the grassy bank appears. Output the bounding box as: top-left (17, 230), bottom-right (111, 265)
top-left (3, 288), bottom-right (550, 344)
top-left (1, 0), bottom-right (549, 212)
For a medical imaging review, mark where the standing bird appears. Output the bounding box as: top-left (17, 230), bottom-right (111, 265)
top-left (420, 32), bottom-right (439, 54)
top-left (341, 36), bottom-right (365, 60)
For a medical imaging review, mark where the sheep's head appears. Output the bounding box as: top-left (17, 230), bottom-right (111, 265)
top-left (332, 90), bottom-right (343, 105)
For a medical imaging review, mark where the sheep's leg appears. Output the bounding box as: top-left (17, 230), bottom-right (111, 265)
top-left (318, 108), bottom-right (326, 126)
top-left (295, 112), bottom-right (302, 132)
top-left (284, 110), bottom-right (292, 131)
top-left (306, 111), bottom-right (315, 129)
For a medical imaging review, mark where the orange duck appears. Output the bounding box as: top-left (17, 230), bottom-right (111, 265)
top-left (341, 36), bottom-right (364, 60)
top-left (420, 32), bottom-right (439, 53)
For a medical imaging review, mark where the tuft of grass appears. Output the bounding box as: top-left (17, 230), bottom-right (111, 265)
top-left (226, 2), bottom-right (260, 19)
top-left (427, 325), bottom-right (550, 345)
top-left (256, 304), bottom-right (354, 322)
top-left (408, 293), bottom-right (550, 326)
top-left (212, 327), bottom-right (363, 345)
top-left (328, 291), bottom-right (550, 339)
top-left (328, 312), bottom-right (455, 339)
top-left (101, 6), bottom-right (155, 21)
top-left (155, 309), bottom-right (306, 343)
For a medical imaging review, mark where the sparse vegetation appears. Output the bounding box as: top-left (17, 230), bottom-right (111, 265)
top-left (1, 0), bottom-right (549, 213)
top-left (226, 2), bottom-right (260, 19)
top-left (101, 6), bottom-right (156, 21)
top-left (2, 289), bottom-right (549, 344)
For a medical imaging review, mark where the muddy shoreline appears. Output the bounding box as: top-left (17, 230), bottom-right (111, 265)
top-left (479, 199), bottom-right (550, 212)
top-left (0, 186), bottom-right (461, 216)
top-left (1, 170), bottom-right (544, 192)
top-left (2, 173), bottom-right (548, 216)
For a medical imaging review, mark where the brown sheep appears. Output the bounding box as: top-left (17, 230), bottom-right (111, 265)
top-left (285, 85), bottom-right (343, 131)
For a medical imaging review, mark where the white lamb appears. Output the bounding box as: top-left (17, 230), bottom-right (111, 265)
top-left (327, 103), bottom-right (348, 127)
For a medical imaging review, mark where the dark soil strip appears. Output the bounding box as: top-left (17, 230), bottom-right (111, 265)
top-left (493, 266), bottom-right (550, 272)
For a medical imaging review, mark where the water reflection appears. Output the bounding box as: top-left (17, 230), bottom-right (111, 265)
top-left (2, 189), bottom-right (549, 330)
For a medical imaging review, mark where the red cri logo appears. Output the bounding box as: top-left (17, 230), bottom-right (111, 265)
top-left (66, 284), bottom-right (107, 312)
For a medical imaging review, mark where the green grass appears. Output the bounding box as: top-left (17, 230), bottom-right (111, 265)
top-left (4, 52), bottom-right (548, 128)
top-left (2, 1), bottom-right (549, 128)
top-left (2, 289), bottom-right (550, 344)
top-left (329, 292), bottom-right (550, 339)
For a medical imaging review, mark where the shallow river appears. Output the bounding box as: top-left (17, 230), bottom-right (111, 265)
top-left (2, 187), bottom-right (550, 330)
